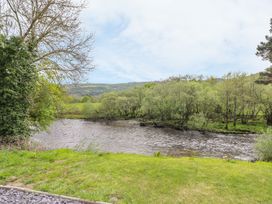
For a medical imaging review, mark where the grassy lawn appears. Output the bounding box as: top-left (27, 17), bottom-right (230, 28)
top-left (0, 149), bottom-right (271, 204)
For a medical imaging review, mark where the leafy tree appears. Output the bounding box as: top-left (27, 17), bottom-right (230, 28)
top-left (0, 0), bottom-right (94, 142)
top-left (82, 102), bottom-right (101, 119)
top-left (0, 0), bottom-right (94, 80)
top-left (81, 96), bottom-right (94, 103)
top-left (170, 81), bottom-right (199, 126)
top-left (30, 78), bottom-right (65, 129)
top-left (141, 84), bottom-right (174, 121)
top-left (260, 85), bottom-right (272, 125)
top-left (256, 19), bottom-right (272, 84)
top-left (0, 35), bottom-right (37, 142)
top-left (197, 82), bottom-right (220, 125)
top-left (218, 74), bottom-right (233, 129)
top-left (99, 93), bottom-right (120, 119)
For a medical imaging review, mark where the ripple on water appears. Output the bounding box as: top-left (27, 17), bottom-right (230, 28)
top-left (33, 119), bottom-right (257, 161)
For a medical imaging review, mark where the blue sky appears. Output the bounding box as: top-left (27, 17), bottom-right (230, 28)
top-left (80, 0), bottom-right (272, 83)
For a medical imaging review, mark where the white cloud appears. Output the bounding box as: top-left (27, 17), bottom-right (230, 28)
top-left (82, 0), bottom-right (272, 82)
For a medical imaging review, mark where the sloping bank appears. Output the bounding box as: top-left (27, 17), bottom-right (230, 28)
top-left (0, 149), bottom-right (271, 204)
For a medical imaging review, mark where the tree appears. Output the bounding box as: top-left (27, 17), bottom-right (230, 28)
top-left (218, 73), bottom-right (234, 129)
top-left (141, 84), bottom-right (174, 121)
top-left (99, 93), bottom-right (120, 119)
top-left (170, 81), bottom-right (199, 127)
top-left (197, 82), bottom-right (220, 125)
top-left (256, 67), bottom-right (272, 85)
top-left (0, 35), bottom-right (37, 142)
top-left (30, 77), bottom-right (65, 129)
top-left (81, 96), bottom-right (94, 103)
top-left (256, 18), bottom-right (272, 84)
top-left (0, 0), bottom-right (94, 80)
top-left (260, 85), bottom-right (272, 125)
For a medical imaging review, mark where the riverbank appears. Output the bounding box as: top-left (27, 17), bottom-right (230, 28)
top-left (0, 149), bottom-right (271, 203)
top-left (61, 110), bottom-right (266, 134)
top-left (61, 102), bottom-right (266, 134)
top-left (139, 120), bottom-right (266, 134)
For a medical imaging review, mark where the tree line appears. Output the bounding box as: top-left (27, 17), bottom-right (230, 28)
top-left (82, 74), bottom-right (272, 131)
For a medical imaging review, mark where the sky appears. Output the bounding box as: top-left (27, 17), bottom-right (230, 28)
top-left (80, 0), bottom-right (272, 83)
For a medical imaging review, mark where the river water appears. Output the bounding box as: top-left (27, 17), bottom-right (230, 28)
top-left (33, 119), bottom-right (257, 160)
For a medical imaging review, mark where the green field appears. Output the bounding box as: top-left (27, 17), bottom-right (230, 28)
top-left (61, 102), bottom-right (101, 119)
top-left (66, 82), bottom-right (147, 96)
top-left (0, 149), bottom-right (271, 204)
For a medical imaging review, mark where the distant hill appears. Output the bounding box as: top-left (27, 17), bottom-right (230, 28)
top-left (65, 82), bottom-right (147, 96)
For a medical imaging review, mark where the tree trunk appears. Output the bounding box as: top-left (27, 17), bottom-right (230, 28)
top-left (266, 113), bottom-right (272, 125)
top-left (225, 94), bottom-right (229, 130)
top-left (233, 97), bottom-right (237, 127)
top-left (265, 104), bottom-right (272, 126)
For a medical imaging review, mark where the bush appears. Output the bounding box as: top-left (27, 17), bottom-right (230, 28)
top-left (188, 112), bottom-right (208, 129)
top-left (82, 103), bottom-right (99, 119)
top-left (0, 35), bottom-right (37, 142)
top-left (256, 130), bottom-right (272, 161)
top-left (30, 78), bottom-right (65, 129)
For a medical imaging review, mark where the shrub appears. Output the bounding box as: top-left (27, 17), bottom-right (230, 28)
top-left (83, 103), bottom-right (97, 118)
top-left (30, 78), bottom-right (65, 129)
top-left (256, 130), bottom-right (272, 161)
top-left (153, 152), bottom-right (161, 157)
top-left (0, 35), bottom-right (37, 142)
top-left (188, 112), bottom-right (208, 129)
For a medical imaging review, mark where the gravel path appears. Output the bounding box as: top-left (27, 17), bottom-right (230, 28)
top-left (0, 186), bottom-right (108, 204)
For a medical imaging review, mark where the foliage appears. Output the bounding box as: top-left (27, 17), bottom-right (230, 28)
top-left (0, 35), bottom-right (37, 142)
top-left (80, 96), bottom-right (94, 103)
top-left (188, 112), bottom-right (208, 129)
top-left (256, 18), bottom-right (272, 84)
top-left (82, 103), bottom-right (102, 119)
top-left (30, 78), bottom-right (65, 129)
top-left (259, 85), bottom-right (272, 126)
top-left (1, 0), bottom-right (94, 80)
top-left (256, 18), bottom-right (272, 64)
top-left (61, 102), bottom-right (101, 119)
top-left (0, 149), bottom-right (271, 203)
top-left (256, 66), bottom-right (272, 85)
top-left (74, 73), bottom-right (272, 133)
top-left (256, 129), bottom-right (272, 161)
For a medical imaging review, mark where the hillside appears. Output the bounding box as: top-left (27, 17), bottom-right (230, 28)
top-left (65, 82), bottom-right (147, 96)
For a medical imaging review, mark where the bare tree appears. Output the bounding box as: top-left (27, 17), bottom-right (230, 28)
top-left (0, 0), bottom-right (94, 80)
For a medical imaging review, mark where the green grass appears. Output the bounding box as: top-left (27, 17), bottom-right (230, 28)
top-left (61, 102), bottom-right (101, 119)
top-left (143, 120), bottom-right (267, 134)
top-left (0, 149), bottom-right (271, 203)
top-left (202, 121), bottom-right (267, 134)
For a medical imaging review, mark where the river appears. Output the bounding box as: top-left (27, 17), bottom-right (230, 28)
top-left (33, 119), bottom-right (257, 161)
